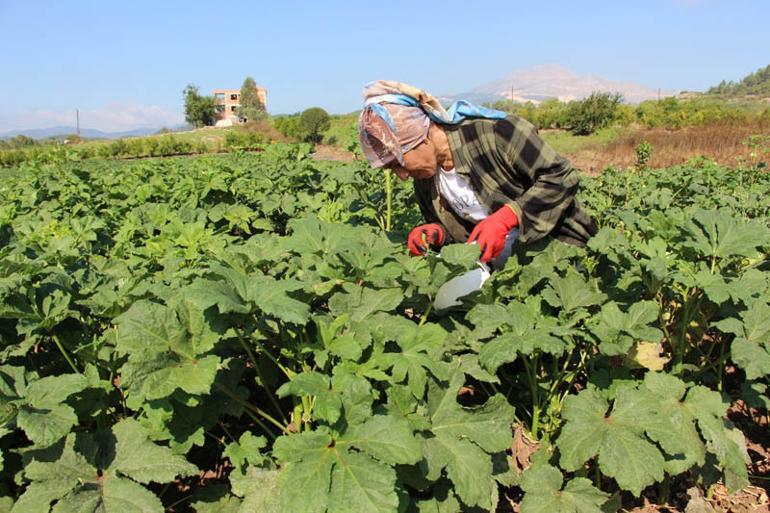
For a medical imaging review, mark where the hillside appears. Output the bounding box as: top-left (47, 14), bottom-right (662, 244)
top-left (706, 63), bottom-right (770, 97)
top-left (442, 64), bottom-right (676, 105)
top-left (0, 125), bottom-right (179, 141)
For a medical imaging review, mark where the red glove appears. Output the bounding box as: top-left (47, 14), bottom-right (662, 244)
top-left (468, 206), bottom-right (519, 262)
top-left (407, 223), bottom-right (446, 256)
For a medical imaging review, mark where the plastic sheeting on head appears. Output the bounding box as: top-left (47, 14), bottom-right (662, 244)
top-left (363, 80), bottom-right (507, 125)
top-left (358, 80), bottom-right (507, 168)
top-left (359, 103), bottom-right (430, 168)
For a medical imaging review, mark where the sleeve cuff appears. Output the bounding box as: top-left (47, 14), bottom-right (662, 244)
top-left (506, 202), bottom-right (525, 239)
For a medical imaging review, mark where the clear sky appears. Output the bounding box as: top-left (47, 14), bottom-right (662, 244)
top-left (1, 0), bottom-right (768, 132)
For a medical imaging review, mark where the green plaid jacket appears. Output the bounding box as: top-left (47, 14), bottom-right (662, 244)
top-left (414, 115), bottom-right (597, 247)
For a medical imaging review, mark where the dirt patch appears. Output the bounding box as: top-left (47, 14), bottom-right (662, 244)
top-left (311, 144), bottom-right (357, 162)
top-left (565, 121), bottom-right (770, 174)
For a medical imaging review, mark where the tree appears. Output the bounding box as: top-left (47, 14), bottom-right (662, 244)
top-left (183, 84), bottom-right (217, 128)
top-left (274, 115), bottom-right (303, 139)
top-left (566, 92), bottom-right (623, 135)
top-left (298, 107), bottom-right (331, 143)
top-left (237, 77), bottom-right (266, 123)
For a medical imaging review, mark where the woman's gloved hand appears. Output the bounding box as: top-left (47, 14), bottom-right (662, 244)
top-left (407, 223), bottom-right (446, 256)
top-left (468, 205), bottom-right (519, 262)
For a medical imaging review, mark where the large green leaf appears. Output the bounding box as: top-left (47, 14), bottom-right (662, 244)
top-left (17, 405), bottom-right (78, 449)
top-left (640, 373), bottom-right (706, 474)
top-left (277, 450), bottom-right (333, 513)
top-left (230, 466), bottom-right (281, 513)
top-left (110, 418), bottom-right (199, 484)
top-left (24, 374), bottom-right (88, 408)
top-left (557, 387), bottom-right (665, 496)
top-left (683, 209), bottom-right (767, 261)
top-left (590, 301), bottom-right (662, 356)
top-left (329, 286), bottom-right (403, 322)
top-left (49, 477), bottom-right (165, 513)
top-left (120, 353), bottom-right (220, 405)
top-left (541, 271), bottom-right (605, 313)
top-left (192, 265), bottom-right (310, 324)
top-left (422, 364), bottom-right (514, 509)
top-left (520, 464), bottom-right (607, 513)
top-left (339, 415), bottom-right (420, 465)
top-left (423, 435), bottom-right (492, 509)
top-left (722, 301), bottom-right (770, 379)
top-left (113, 300), bottom-right (186, 358)
top-left (379, 323), bottom-right (448, 398)
top-left (682, 387), bottom-right (749, 491)
top-left (327, 452), bottom-right (399, 513)
top-left (476, 301), bottom-right (566, 373)
top-left (273, 430), bottom-right (333, 463)
top-left (13, 437), bottom-right (95, 513)
top-left (14, 419), bottom-right (198, 513)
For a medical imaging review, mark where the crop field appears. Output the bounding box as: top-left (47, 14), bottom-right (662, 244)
top-left (0, 146), bottom-right (769, 512)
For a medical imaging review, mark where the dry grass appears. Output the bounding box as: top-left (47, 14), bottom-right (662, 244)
top-left (240, 119), bottom-right (290, 143)
top-left (566, 120), bottom-right (770, 174)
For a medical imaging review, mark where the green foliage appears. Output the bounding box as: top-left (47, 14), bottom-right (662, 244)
top-left (13, 419), bottom-right (198, 512)
top-left (556, 374), bottom-right (747, 496)
top-left (635, 140), bottom-right (653, 169)
top-left (183, 83), bottom-right (217, 128)
top-left (486, 93), bottom-right (765, 132)
top-left (0, 148), bottom-right (768, 511)
top-left (299, 107), bottom-right (332, 143)
top-left (566, 91), bottom-right (623, 135)
top-left (224, 129), bottom-right (265, 151)
top-left (9, 135), bottom-right (37, 148)
top-left (237, 76), bottom-right (267, 122)
top-left (520, 463), bottom-right (607, 513)
top-left (707, 63), bottom-right (770, 96)
top-left (274, 114), bottom-right (303, 140)
top-left (274, 108), bottom-right (332, 143)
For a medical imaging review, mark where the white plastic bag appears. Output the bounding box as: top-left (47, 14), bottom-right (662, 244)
top-left (433, 262), bottom-right (491, 310)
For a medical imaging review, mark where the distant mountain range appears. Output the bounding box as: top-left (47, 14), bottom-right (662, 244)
top-left (0, 126), bottom-right (169, 141)
top-left (442, 64), bottom-right (677, 105)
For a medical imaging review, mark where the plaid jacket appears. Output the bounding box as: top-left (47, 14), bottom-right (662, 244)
top-left (414, 115), bottom-right (597, 247)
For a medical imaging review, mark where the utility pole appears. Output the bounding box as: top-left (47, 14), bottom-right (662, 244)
top-left (76, 109), bottom-right (80, 135)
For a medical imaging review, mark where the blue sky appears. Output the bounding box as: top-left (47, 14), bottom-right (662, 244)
top-left (1, 0), bottom-right (768, 132)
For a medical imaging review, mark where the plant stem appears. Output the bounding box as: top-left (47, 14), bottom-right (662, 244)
top-left (659, 478), bottom-right (671, 505)
top-left (385, 170), bottom-right (392, 231)
top-left (214, 382), bottom-right (289, 435)
top-left (51, 333), bottom-right (80, 374)
top-left (522, 356), bottom-right (541, 439)
top-left (236, 329), bottom-right (288, 424)
top-left (717, 337), bottom-right (727, 392)
top-left (249, 318), bottom-right (293, 378)
top-left (419, 302), bottom-right (433, 326)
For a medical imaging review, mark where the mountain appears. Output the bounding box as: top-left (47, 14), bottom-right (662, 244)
top-left (443, 64), bottom-right (676, 105)
top-left (0, 126), bottom-right (163, 141)
top-left (706, 64), bottom-right (770, 97)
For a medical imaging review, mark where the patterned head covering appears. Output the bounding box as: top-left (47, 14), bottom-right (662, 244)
top-left (358, 103), bottom-right (430, 168)
top-left (358, 80), bottom-right (507, 168)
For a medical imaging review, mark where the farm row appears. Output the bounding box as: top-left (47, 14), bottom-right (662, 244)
top-left (0, 147), bottom-right (768, 512)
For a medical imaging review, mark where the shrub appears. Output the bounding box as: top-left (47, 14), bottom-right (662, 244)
top-left (635, 140), bottom-right (653, 169)
top-left (566, 92), bottom-right (623, 135)
top-left (224, 130), bottom-right (265, 151)
top-left (274, 115), bottom-right (303, 140)
top-left (299, 107), bottom-right (331, 143)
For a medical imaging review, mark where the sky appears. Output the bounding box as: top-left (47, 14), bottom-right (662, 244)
top-left (1, 0), bottom-right (769, 132)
